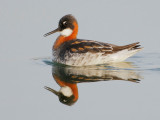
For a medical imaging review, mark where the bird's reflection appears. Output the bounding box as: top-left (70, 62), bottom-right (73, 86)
top-left (44, 62), bottom-right (142, 106)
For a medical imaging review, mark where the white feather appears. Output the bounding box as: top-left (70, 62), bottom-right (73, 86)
top-left (64, 49), bottom-right (142, 66)
top-left (60, 86), bottom-right (73, 97)
top-left (60, 28), bottom-right (73, 37)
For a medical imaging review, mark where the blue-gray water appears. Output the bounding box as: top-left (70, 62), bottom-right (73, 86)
top-left (1, 0), bottom-right (160, 120)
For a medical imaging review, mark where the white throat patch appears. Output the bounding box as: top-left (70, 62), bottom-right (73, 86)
top-left (60, 86), bottom-right (73, 97)
top-left (60, 28), bottom-right (73, 37)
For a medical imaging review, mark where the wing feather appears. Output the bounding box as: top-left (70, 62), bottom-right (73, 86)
top-left (68, 39), bottom-right (113, 53)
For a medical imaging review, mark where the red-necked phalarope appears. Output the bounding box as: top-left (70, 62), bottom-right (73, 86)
top-left (44, 14), bottom-right (143, 66)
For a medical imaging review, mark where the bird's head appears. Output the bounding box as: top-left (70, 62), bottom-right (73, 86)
top-left (44, 14), bottom-right (78, 37)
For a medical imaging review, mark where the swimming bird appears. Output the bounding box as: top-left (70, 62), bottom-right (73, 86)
top-left (44, 14), bottom-right (142, 66)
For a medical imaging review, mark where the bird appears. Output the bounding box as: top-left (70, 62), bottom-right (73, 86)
top-left (44, 14), bottom-right (143, 66)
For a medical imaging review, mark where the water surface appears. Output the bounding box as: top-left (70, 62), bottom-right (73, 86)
top-left (1, 0), bottom-right (160, 119)
top-left (1, 51), bottom-right (160, 120)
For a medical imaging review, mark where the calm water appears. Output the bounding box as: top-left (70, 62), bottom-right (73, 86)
top-left (1, 0), bottom-right (160, 120)
top-left (1, 51), bottom-right (159, 120)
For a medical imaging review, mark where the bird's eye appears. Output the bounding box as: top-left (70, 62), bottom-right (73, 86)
top-left (63, 99), bottom-right (67, 102)
top-left (63, 21), bottom-right (67, 26)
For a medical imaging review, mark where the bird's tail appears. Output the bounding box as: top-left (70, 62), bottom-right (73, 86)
top-left (118, 42), bottom-right (142, 51)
